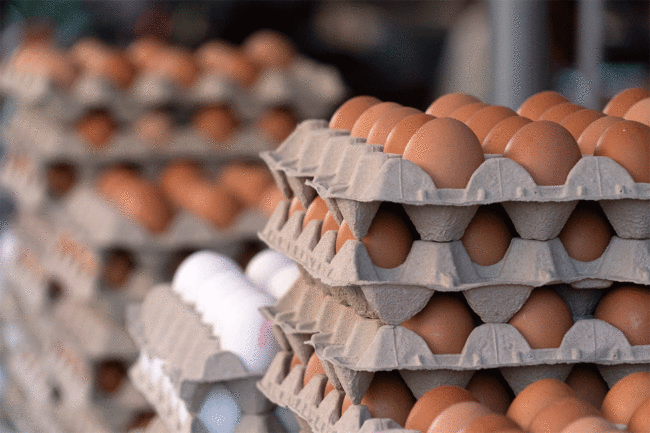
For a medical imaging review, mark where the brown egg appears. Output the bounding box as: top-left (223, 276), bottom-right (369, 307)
top-left (517, 91), bottom-right (569, 120)
top-left (192, 105), bottom-right (239, 144)
top-left (383, 113), bottom-right (435, 155)
top-left (196, 40), bottom-right (259, 87)
top-left (594, 286), bottom-right (650, 346)
top-left (466, 370), bottom-right (513, 414)
top-left (403, 117), bottom-right (484, 189)
top-left (461, 206), bottom-right (513, 266)
top-left (464, 414), bottom-right (521, 433)
top-left (341, 371), bottom-right (415, 427)
top-left (289, 354), bottom-right (302, 371)
top-left (95, 360), bottom-right (127, 395)
top-left (71, 38), bottom-right (107, 69)
top-left (218, 162), bottom-right (274, 208)
top-left (302, 352), bottom-right (326, 388)
top-left (448, 102), bottom-right (489, 123)
top-left (576, 116), bottom-right (624, 155)
top-left (428, 401), bottom-right (493, 433)
top-left (101, 249), bottom-right (135, 288)
top-left (538, 103), bottom-right (584, 123)
top-left (256, 107), bottom-right (298, 144)
top-left (75, 111), bottom-right (116, 148)
top-left (257, 184), bottom-right (285, 217)
top-left (126, 36), bottom-right (164, 71)
top-left (558, 204), bottom-right (613, 262)
top-left (507, 379), bottom-right (576, 430)
top-left (102, 50), bottom-right (135, 89)
top-left (628, 398), bottom-right (650, 433)
top-left (335, 208), bottom-right (413, 269)
top-left (624, 97), bottom-right (650, 127)
top-left (46, 162), bottom-right (77, 197)
top-left (593, 120), bottom-right (650, 183)
top-left (426, 93), bottom-right (482, 118)
top-left (350, 102), bottom-right (402, 138)
top-left (504, 121), bottom-right (582, 186)
top-left (507, 288), bottom-right (574, 349)
top-left (601, 372), bottom-right (650, 424)
top-left (466, 105), bottom-right (518, 143)
top-left (320, 211), bottom-right (339, 237)
top-left (401, 293), bottom-right (475, 354)
top-left (329, 96), bottom-right (382, 131)
top-left (153, 47), bottom-right (198, 87)
top-left (134, 110), bottom-right (174, 145)
top-left (288, 197), bottom-right (305, 218)
top-left (560, 109), bottom-right (605, 140)
top-left (242, 30), bottom-right (296, 69)
top-left (561, 417), bottom-right (618, 433)
top-left (603, 87), bottom-right (650, 117)
top-left (565, 364), bottom-right (609, 409)
top-left (482, 116), bottom-right (533, 154)
top-left (366, 106), bottom-right (422, 145)
top-left (302, 196), bottom-right (329, 230)
top-left (405, 386), bottom-right (479, 433)
top-left (529, 397), bottom-right (600, 433)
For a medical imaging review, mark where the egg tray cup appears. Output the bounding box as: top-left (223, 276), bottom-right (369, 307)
top-left (262, 120), bottom-right (650, 241)
top-left (127, 284), bottom-right (286, 433)
top-left (260, 199), bottom-right (650, 326)
top-left (1, 377), bottom-right (65, 433)
top-left (0, 153), bottom-right (48, 213)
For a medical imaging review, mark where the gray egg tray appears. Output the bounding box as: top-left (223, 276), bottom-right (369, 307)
top-left (262, 121), bottom-right (650, 241)
top-left (260, 199), bottom-right (650, 325)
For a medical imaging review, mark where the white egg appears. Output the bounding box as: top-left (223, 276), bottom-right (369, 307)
top-left (194, 272), bottom-right (253, 319)
top-left (267, 264), bottom-right (301, 299)
top-left (172, 251), bottom-right (241, 303)
top-left (244, 249), bottom-right (294, 291)
top-left (198, 384), bottom-right (240, 433)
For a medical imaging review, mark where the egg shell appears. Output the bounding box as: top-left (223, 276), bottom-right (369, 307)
top-left (189, 266), bottom-right (251, 309)
top-left (102, 50), bottom-right (135, 89)
top-left (624, 97), bottom-right (650, 126)
top-left (155, 47), bottom-right (199, 87)
top-left (303, 353), bottom-right (326, 388)
top-left (576, 116), bottom-right (624, 155)
top-left (426, 93), bottom-right (482, 117)
top-left (461, 206), bottom-right (513, 266)
top-left (503, 120), bottom-right (582, 186)
top-left (403, 117), bottom-right (484, 189)
top-left (256, 107), bottom-right (298, 143)
top-left (463, 413), bottom-right (521, 433)
top-left (565, 364), bottom-right (609, 409)
top-left (134, 110), bottom-right (174, 145)
top-left (244, 249), bottom-right (294, 291)
top-left (561, 416), bottom-right (618, 433)
top-left (448, 102), bottom-right (488, 122)
top-left (517, 91), bottom-right (569, 120)
top-left (242, 30), bottom-right (296, 69)
top-left (428, 401), bottom-right (492, 433)
top-left (75, 111), bottom-right (116, 148)
top-left (558, 204), bottom-right (613, 262)
top-left (302, 196), bottom-right (329, 230)
top-left (192, 105), bottom-right (239, 143)
top-left (528, 397), bottom-right (601, 433)
top-left (401, 293), bottom-right (475, 354)
top-left (196, 40), bottom-right (259, 87)
top-left (405, 385), bottom-right (479, 433)
top-left (350, 102), bottom-right (402, 138)
top-left (594, 286), bottom-right (650, 346)
top-left (171, 251), bottom-right (241, 300)
top-left (482, 116), bottom-right (532, 154)
top-left (329, 96), bottom-right (382, 131)
top-left (466, 105), bottom-right (518, 143)
top-left (603, 87), bottom-right (650, 117)
top-left (560, 109), bottom-right (605, 140)
top-left (466, 370), bottom-right (513, 414)
top-left (218, 162), bottom-right (274, 208)
top-left (593, 120), bottom-right (650, 183)
top-left (266, 265), bottom-right (301, 299)
top-left (366, 106), bottom-right (422, 145)
top-left (126, 37), bottom-right (164, 70)
top-left (320, 211), bottom-right (339, 237)
top-left (601, 372), bottom-right (650, 424)
top-left (538, 103), bottom-right (584, 123)
top-left (506, 379), bottom-right (576, 430)
top-left (628, 398), bottom-right (650, 433)
top-left (383, 113), bottom-right (435, 155)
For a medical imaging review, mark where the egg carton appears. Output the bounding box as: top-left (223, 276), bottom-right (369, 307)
top-left (1, 378), bottom-right (64, 433)
top-left (260, 199), bottom-right (650, 325)
top-left (262, 121), bottom-right (650, 241)
top-left (0, 152), bottom-right (47, 212)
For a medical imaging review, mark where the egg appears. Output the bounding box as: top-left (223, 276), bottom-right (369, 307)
top-left (341, 371), bottom-right (415, 426)
top-left (428, 401), bottom-right (493, 433)
top-left (529, 397), bottom-right (600, 433)
top-left (256, 184), bottom-right (285, 217)
top-left (329, 96), bottom-right (382, 131)
top-left (366, 106), bottom-right (422, 145)
top-left (503, 121), bottom-right (582, 186)
top-left (255, 107), bottom-right (298, 143)
top-left (506, 379), bottom-right (576, 430)
top-left (350, 102), bottom-right (402, 138)
top-left (426, 93), bottom-right (482, 117)
top-left (517, 91), bottom-right (569, 120)
top-left (302, 196), bottom-right (329, 230)
top-left (482, 116), bottom-right (533, 154)
top-left (403, 117), bottom-right (484, 188)
top-left (538, 103), bottom-right (584, 123)
top-left (601, 372), bottom-right (650, 425)
top-left (335, 207), bottom-right (413, 269)
top-left (565, 364), bottom-right (609, 409)
top-left (154, 46), bottom-right (199, 87)
top-left (75, 110), bottom-right (116, 148)
top-left (576, 116), bottom-right (623, 155)
top-left (320, 211), bottom-right (339, 236)
top-left (464, 413), bottom-right (522, 433)
top-left (218, 162), bottom-right (274, 208)
top-left (267, 265), bottom-right (301, 299)
top-left (303, 352), bottom-right (326, 388)
top-left (126, 36), bottom-right (165, 71)
top-left (603, 87), bottom-right (650, 117)
top-left (558, 203), bottom-right (613, 262)
top-left (95, 360), bottom-right (127, 395)
top-left (466, 105), bottom-right (518, 143)
top-left (288, 197), bottom-right (305, 218)
top-left (405, 385), bottom-right (479, 432)
top-left (624, 97), bottom-right (650, 126)
top-left (628, 398), bottom-right (650, 433)
top-left (561, 416), bottom-right (619, 433)
top-left (171, 251), bottom-right (242, 300)
top-left (244, 249), bottom-right (294, 291)
top-left (466, 370), bottom-right (513, 414)
top-left (102, 50), bottom-right (135, 89)
top-left (134, 110), bottom-right (174, 146)
top-left (593, 120), bottom-right (650, 183)
top-left (448, 102), bottom-right (488, 122)
top-left (461, 206), bottom-right (513, 266)
top-left (242, 30), bottom-right (296, 69)
top-left (559, 109), bottom-right (605, 140)
top-left (192, 105), bottom-right (240, 144)
top-left (290, 354), bottom-right (302, 371)
top-left (383, 113), bottom-right (435, 155)
top-left (507, 288), bottom-right (574, 349)
top-left (46, 162), bottom-right (77, 197)
top-left (594, 285), bottom-right (650, 346)
top-left (195, 40), bottom-right (260, 86)
top-left (101, 249), bottom-right (135, 289)
top-left (401, 293), bottom-right (475, 354)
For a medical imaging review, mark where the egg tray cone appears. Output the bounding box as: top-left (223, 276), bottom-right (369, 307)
top-left (260, 199), bottom-right (649, 325)
top-left (262, 121), bottom-right (650, 241)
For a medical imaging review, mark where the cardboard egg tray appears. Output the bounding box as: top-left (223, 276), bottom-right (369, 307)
top-left (127, 284), bottom-right (285, 433)
top-left (260, 199), bottom-right (650, 325)
top-left (1, 378), bottom-right (65, 433)
top-left (261, 121), bottom-right (650, 241)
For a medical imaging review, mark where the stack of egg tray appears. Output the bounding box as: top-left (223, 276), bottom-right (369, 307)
top-left (256, 120), bottom-right (650, 433)
top-left (127, 283), bottom-right (285, 433)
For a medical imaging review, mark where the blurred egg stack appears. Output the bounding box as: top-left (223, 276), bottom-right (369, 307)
top-left (0, 30), bottom-right (345, 433)
top-left (256, 90), bottom-right (650, 432)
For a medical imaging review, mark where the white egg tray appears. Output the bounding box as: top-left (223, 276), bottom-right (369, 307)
top-left (260, 200), bottom-right (650, 325)
top-left (262, 121), bottom-right (650, 241)
top-left (262, 276), bottom-right (649, 404)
